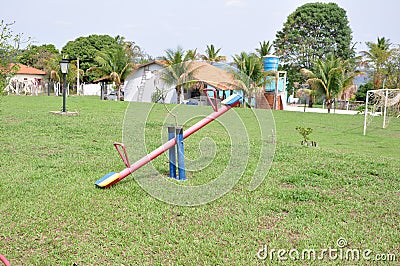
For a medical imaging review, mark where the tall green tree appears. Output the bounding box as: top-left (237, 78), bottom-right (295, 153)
top-left (275, 2), bottom-right (355, 87)
top-left (301, 54), bottom-right (360, 113)
top-left (61, 35), bottom-right (121, 82)
top-left (360, 37), bottom-right (392, 89)
top-left (18, 44), bottom-right (59, 68)
top-left (201, 44), bottom-right (226, 62)
top-left (88, 45), bottom-right (135, 100)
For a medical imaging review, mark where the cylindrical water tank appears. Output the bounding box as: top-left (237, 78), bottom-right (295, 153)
top-left (262, 55), bottom-right (280, 71)
top-left (211, 62), bottom-right (225, 69)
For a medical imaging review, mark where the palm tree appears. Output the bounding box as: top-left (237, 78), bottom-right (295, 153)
top-left (201, 44), bottom-right (226, 62)
top-left (232, 52), bottom-right (266, 107)
top-left (360, 37), bottom-right (392, 89)
top-left (88, 46), bottom-right (135, 100)
top-left (50, 70), bottom-right (60, 83)
top-left (164, 46), bottom-right (190, 65)
top-left (301, 54), bottom-right (361, 113)
top-left (161, 47), bottom-right (199, 104)
top-left (377, 37), bottom-right (391, 51)
top-left (186, 48), bottom-right (200, 61)
top-left (255, 40), bottom-right (273, 57)
top-left (115, 35), bottom-right (142, 62)
top-left (232, 52), bottom-right (248, 71)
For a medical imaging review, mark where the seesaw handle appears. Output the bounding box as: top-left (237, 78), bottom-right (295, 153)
top-left (113, 142), bottom-right (130, 168)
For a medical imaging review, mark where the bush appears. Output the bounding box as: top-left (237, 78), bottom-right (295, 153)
top-left (355, 82), bottom-right (373, 102)
top-left (295, 126), bottom-right (313, 142)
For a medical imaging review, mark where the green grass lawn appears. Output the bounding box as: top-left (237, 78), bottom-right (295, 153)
top-left (1, 96), bottom-right (399, 265)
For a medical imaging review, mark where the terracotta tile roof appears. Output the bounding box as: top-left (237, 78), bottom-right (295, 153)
top-left (136, 59), bottom-right (168, 68)
top-left (12, 64), bottom-right (46, 75)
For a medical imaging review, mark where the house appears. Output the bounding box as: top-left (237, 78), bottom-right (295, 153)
top-left (11, 64), bottom-right (46, 81)
top-left (123, 60), bottom-right (169, 102)
top-left (6, 64), bottom-right (46, 95)
top-left (123, 60), bottom-right (240, 104)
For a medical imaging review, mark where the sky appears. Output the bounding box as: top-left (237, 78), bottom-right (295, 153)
top-left (1, 0), bottom-right (399, 59)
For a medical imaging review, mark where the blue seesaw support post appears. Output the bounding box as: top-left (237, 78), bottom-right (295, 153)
top-left (168, 126), bottom-right (177, 178)
top-left (176, 127), bottom-right (186, 180)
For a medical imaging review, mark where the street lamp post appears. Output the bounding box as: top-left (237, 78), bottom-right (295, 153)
top-left (60, 59), bottom-right (69, 112)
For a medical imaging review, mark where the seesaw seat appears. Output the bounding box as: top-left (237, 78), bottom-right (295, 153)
top-left (222, 94), bottom-right (241, 106)
top-left (95, 172), bottom-right (120, 188)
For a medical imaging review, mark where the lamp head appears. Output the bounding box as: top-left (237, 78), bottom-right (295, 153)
top-left (60, 58), bottom-right (70, 74)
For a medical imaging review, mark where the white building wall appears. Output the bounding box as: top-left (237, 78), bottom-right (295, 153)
top-left (13, 74), bottom-right (45, 82)
top-left (123, 68), bottom-right (144, 102)
top-left (83, 84), bottom-right (101, 96)
top-left (7, 74), bottom-right (46, 95)
top-left (82, 83), bottom-right (114, 96)
top-left (124, 63), bottom-right (177, 103)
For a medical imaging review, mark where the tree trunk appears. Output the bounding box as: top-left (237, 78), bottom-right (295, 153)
top-left (247, 95), bottom-right (252, 108)
top-left (327, 100), bottom-right (331, 113)
top-left (176, 86), bottom-right (181, 104)
top-left (374, 73), bottom-right (383, 89)
top-left (308, 94), bottom-right (314, 108)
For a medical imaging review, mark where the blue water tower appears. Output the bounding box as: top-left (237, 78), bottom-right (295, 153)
top-left (262, 55), bottom-right (280, 72)
top-left (263, 55), bottom-right (283, 92)
top-left (211, 62), bottom-right (226, 69)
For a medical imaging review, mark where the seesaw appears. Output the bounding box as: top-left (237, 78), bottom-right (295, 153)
top-left (0, 253), bottom-right (10, 266)
top-left (95, 89), bottom-right (242, 188)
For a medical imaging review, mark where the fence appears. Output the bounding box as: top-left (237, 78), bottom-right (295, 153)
top-left (336, 100), bottom-right (364, 111)
top-left (5, 81), bottom-right (115, 97)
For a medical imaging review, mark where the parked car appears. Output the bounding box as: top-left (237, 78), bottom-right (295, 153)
top-left (105, 90), bottom-right (124, 101)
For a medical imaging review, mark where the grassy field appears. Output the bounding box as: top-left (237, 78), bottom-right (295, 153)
top-left (1, 96), bottom-right (399, 265)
